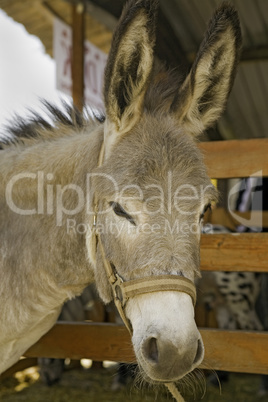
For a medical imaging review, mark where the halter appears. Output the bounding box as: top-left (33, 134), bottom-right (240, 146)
top-left (92, 142), bottom-right (197, 334)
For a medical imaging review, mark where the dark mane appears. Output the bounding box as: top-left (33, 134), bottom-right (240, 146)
top-left (0, 101), bottom-right (105, 149)
top-left (0, 61), bottom-right (183, 151)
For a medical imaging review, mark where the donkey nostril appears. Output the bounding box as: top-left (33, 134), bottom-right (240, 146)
top-left (143, 337), bottom-right (158, 364)
top-left (193, 339), bottom-right (203, 365)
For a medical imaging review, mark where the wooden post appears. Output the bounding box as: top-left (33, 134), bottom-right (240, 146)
top-left (72, 2), bottom-right (85, 111)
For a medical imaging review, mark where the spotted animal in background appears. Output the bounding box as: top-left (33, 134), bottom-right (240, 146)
top-left (200, 224), bottom-right (263, 331)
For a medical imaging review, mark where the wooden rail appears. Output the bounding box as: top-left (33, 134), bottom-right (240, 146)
top-left (199, 138), bottom-right (268, 178)
top-left (200, 232), bottom-right (268, 272)
top-left (24, 322), bottom-right (268, 375)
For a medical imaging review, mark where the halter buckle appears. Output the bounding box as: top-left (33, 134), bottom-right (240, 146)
top-left (93, 213), bottom-right (97, 228)
top-left (111, 273), bottom-right (127, 306)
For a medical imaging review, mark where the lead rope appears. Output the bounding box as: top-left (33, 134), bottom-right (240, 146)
top-left (95, 141), bottom-right (186, 402)
top-left (165, 382), bottom-right (185, 402)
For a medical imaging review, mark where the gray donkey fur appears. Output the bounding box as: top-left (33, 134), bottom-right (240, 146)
top-left (0, 0), bottom-right (241, 388)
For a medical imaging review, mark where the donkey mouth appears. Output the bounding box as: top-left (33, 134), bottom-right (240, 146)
top-left (139, 366), bottom-right (193, 384)
top-left (136, 335), bottom-right (205, 384)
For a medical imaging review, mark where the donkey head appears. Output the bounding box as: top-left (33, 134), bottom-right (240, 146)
top-left (90, 0), bottom-right (241, 383)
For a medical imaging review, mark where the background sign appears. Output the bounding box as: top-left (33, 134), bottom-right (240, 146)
top-left (53, 18), bottom-right (107, 110)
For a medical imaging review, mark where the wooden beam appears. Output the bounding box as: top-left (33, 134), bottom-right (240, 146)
top-left (241, 45), bottom-right (268, 62)
top-left (23, 322), bottom-right (268, 375)
top-left (25, 322), bottom-right (135, 363)
top-left (200, 233), bottom-right (268, 272)
top-left (199, 139), bottom-right (268, 178)
top-left (72, 2), bottom-right (85, 110)
top-left (40, 2), bottom-right (68, 25)
top-left (85, 1), bottom-right (117, 31)
top-left (187, 46), bottom-right (268, 64)
top-left (200, 329), bottom-right (268, 374)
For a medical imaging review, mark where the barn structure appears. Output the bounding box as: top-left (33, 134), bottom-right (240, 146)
top-left (0, 0), bottom-right (268, 393)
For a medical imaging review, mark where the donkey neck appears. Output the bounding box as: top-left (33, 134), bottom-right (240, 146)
top-left (0, 125), bottom-right (103, 300)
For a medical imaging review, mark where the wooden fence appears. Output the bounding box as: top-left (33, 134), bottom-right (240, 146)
top-left (3, 138), bottom-right (268, 377)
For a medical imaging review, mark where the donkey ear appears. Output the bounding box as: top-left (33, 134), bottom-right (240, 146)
top-left (171, 3), bottom-right (242, 136)
top-left (103, 0), bottom-right (158, 156)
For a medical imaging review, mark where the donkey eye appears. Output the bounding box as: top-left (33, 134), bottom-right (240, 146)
top-left (200, 203), bottom-right (211, 221)
top-left (109, 202), bottom-right (136, 226)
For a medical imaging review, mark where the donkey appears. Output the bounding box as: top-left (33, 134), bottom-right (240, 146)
top-left (0, 0), bottom-right (241, 395)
